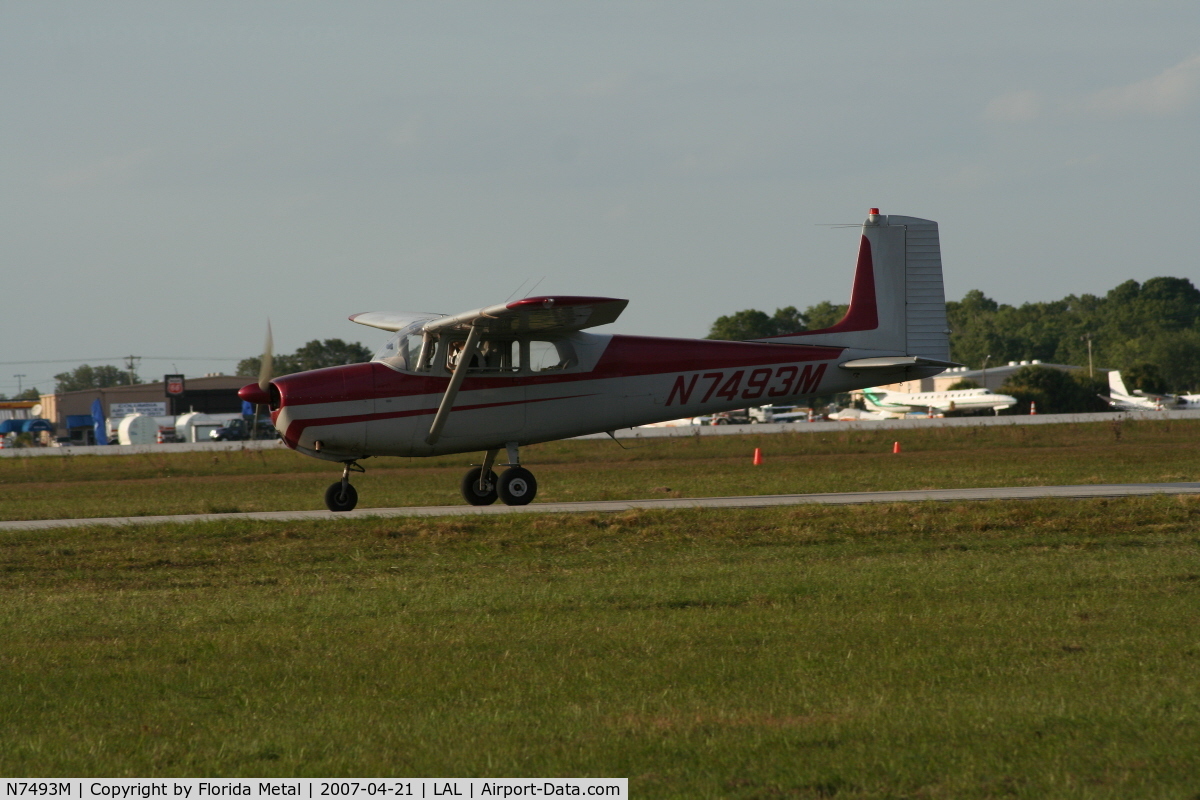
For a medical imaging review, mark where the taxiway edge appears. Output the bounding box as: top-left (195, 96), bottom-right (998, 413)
top-left (7, 482), bottom-right (1200, 531)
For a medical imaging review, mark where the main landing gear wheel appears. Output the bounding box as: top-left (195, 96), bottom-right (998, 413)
top-left (498, 466), bottom-right (537, 506)
top-left (461, 467), bottom-right (499, 506)
top-left (324, 481), bottom-right (358, 512)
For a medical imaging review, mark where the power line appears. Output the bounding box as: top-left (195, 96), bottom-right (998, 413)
top-left (0, 357), bottom-right (240, 366)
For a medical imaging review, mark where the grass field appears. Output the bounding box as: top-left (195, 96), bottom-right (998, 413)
top-left (2, 498), bottom-right (1199, 796)
top-left (3, 419), bottom-right (1200, 521)
top-left (2, 420), bottom-right (1199, 795)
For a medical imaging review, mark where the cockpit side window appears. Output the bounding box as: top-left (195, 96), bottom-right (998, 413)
top-left (446, 338), bottom-right (521, 373)
top-left (527, 338), bottom-right (576, 371)
top-left (389, 331), bottom-right (579, 376)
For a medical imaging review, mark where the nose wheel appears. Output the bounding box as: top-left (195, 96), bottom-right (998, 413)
top-left (461, 443), bottom-right (537, 507)
top-left (325, 460), bottom-right (365, 512)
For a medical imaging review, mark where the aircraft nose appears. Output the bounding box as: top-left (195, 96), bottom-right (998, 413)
top-left (239, 382), bottom-right (274, 406)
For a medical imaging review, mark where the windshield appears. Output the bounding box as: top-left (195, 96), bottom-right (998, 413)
top-left (373, 320), bottom-right (430, 371)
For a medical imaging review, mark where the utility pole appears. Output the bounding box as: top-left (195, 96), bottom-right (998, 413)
top-left (981, 355), bottom-right (991, 390)
top-left (1081, 333), bottom-right (1094, 378)
top-left (14, 374), bottom-right (26, 395)
top-left (123, 355), bottom-right (141, 386)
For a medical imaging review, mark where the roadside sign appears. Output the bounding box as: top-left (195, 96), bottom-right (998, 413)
top-left (110, 402), bottom-right (168, 419)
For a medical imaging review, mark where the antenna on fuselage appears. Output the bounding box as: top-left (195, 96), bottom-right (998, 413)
top-left (604, 430), bottom-right (653, 450)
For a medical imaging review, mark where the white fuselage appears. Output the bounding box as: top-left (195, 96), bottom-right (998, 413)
top-left (862, 387), bottom-right (1016, 416)
top-left (270, 332), bottom-right (938, 462)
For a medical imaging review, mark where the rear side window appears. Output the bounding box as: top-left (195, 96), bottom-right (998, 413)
top-left (528, 339), bottom-right (576, 371)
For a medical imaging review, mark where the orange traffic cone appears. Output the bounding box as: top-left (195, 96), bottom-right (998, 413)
top-left (752, 447), bottom-right (763, 465)
top-left (1030, 401), bottom-right (1038, 415)
top-left (893, 441), bottom-right (901, 454)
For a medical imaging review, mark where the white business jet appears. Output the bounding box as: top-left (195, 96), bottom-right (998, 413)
top-left (861, 386), bottom-right (1017, 417)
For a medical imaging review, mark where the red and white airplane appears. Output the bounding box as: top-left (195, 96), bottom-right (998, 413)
top-left (239, 209), bottom-right (958, 511)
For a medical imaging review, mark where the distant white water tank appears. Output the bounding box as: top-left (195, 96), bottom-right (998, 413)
top-left (174, 412), bottom-right (242, 442)
top-left (118, 413), bottom-right (158, 445)
top-left (175, 412), bottom-right (222, 443)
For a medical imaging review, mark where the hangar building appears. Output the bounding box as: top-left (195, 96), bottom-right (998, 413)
top-left (39, 374), bottom-right (251, 441)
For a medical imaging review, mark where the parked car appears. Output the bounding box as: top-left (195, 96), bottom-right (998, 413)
top-left (708, 409), bottom-right (752, 425)
top-left (209, 418), bottom-right (279, 441)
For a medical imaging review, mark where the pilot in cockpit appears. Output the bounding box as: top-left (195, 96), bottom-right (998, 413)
top-left (446, 340), bottom-right (483, 371)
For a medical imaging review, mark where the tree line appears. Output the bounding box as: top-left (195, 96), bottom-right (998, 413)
top-left (36, 340), bottom-right (375, 395)
top-left (946, 277), bottom-right (1200, 394)
top-left (235, 339), bottom-right (373, 380)
top-left (30, 276), bottom-right (1200, 404)
top-left (708, 276), bottom-right (1200, 395)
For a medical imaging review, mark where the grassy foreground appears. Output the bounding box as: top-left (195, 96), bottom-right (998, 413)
top-left (4, 418), bottom-right (1200, 520)
top-left (2, 497), bottom-right (1199, 796)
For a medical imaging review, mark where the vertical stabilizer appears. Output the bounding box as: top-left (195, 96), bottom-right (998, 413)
top-left (755, 211), bottom-right (951, 359)
top-left (1109, 370), bottom-right (1130, 396)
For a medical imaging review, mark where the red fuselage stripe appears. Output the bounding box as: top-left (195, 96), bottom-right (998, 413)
top-left (270, 336), bottom-right (843, 407)
top-left (282, 393), bottom-right (596, 448)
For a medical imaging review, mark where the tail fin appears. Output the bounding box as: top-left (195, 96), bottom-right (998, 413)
top-left (1108, 370), bottom-right (1129, 396)
top-left (755, 210), bottom-right (951, 360)
top-left (861, 388), bottom-right (889, 411)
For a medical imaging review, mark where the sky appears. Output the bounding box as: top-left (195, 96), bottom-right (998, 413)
top-left (4, 1), bottom-right (1199, 395)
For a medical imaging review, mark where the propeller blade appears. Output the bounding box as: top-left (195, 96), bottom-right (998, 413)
top-left (258, 320), bottom-right (274, 392)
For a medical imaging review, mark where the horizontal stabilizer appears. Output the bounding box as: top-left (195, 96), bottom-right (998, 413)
top-left (839, 356), bottom-right (961, 371)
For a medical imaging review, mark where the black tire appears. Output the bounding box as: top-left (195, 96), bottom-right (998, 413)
top-left (461, 467), bottom-right (499, 506)
top-left (324, 481), bottom-right (358, 512)
top-left (713, 417), bottom-right (729, 425)
top-left (498, 466), bottom-right (537, 506)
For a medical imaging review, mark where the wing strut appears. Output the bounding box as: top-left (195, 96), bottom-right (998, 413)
top-left (425, 324), bottom-right (481, 446)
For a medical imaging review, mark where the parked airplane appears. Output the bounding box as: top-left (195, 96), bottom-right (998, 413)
top-left (861, 386), bottom-right (1017, 417)
top-left (828, 407), bottom-right (889, 421)
top-left (239, 209), bottom-right (958, 511)
top-left (1103, 370), bottom-right (1200, 411)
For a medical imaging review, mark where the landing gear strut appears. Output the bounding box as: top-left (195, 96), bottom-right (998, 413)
top-left (460, 442), bottom-right (537, 507)
top-left (325, 460), bottom-right (364, 512)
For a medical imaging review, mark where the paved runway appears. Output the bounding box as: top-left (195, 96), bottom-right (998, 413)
top-left (6, 482), bottom-right (1200, 531)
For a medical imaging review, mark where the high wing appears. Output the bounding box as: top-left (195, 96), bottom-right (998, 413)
top-left (422, 295), bottom-right (629, 335)
top-left (349, 296), bottom-right (629, 336)
top-left (349, 311), bottom-right (447, 332)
